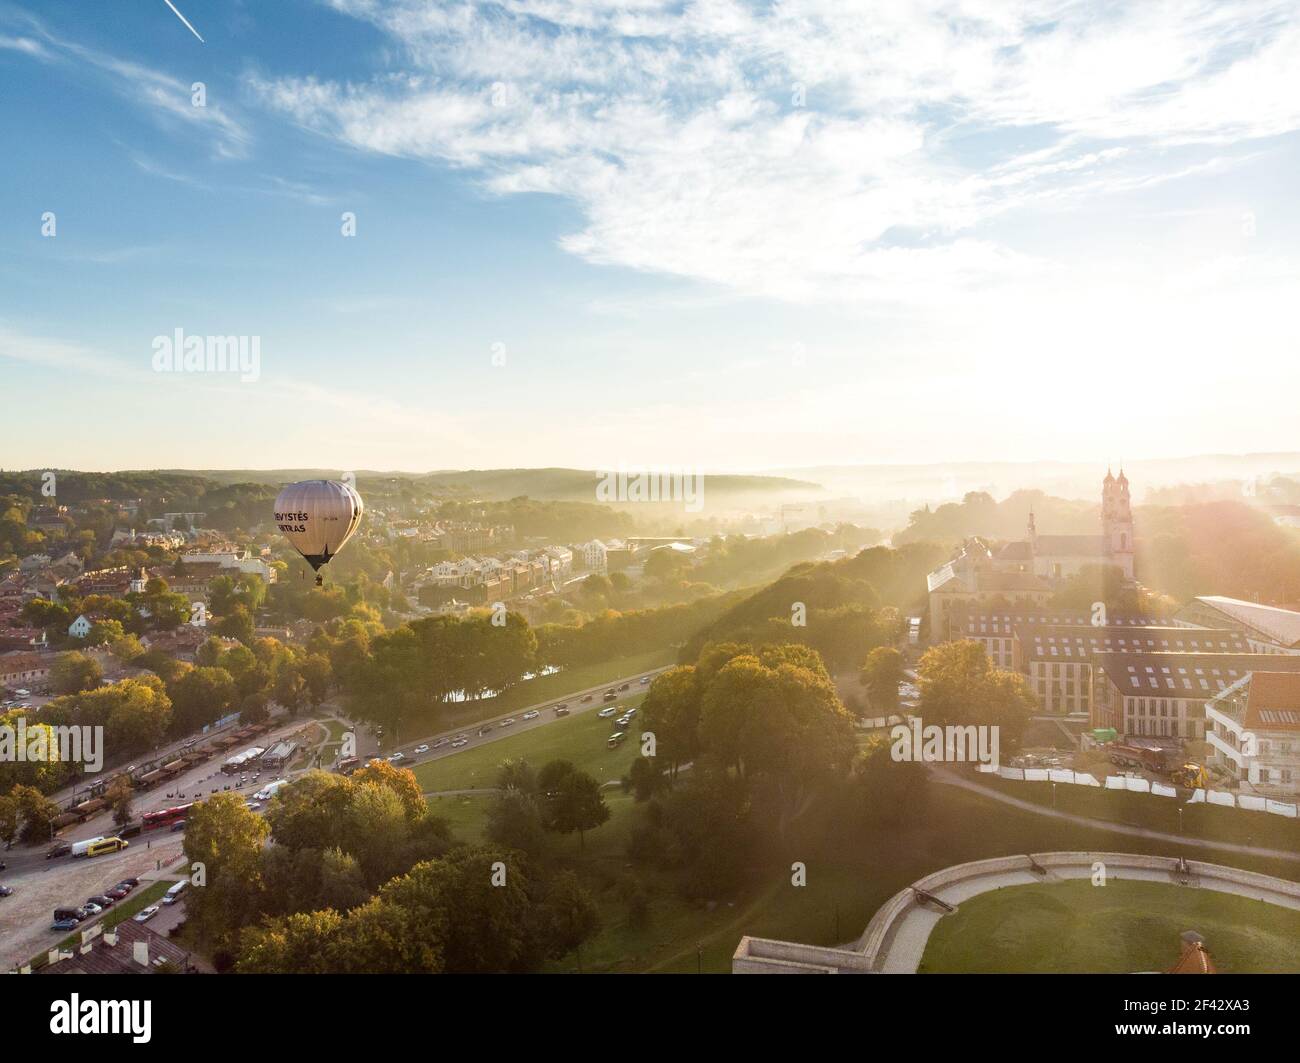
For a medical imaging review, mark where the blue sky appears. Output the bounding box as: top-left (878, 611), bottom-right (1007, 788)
top-left (2, 0), bottom-right (1299, 474)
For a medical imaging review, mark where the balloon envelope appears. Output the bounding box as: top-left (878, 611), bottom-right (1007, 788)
top-left (274, 480), bottom-right (364, 571)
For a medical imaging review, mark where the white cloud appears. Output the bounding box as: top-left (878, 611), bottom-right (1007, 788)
top-left (1, 10), bottom-right (250, 158)
top-left (246, 0), bottom-right (1300, 306)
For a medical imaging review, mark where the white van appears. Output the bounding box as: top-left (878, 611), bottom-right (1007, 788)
top-left (162, 880), bottom-right (189, 905)
top-left (254, 779), bottom-right (288, 802)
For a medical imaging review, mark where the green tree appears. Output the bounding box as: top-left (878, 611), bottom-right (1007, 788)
top-left (860, 645), bottom-right (904, 715)
top-left (50, 651), bottom-right (103, 695)
top-left (537, 761), bottom-right (609, 851)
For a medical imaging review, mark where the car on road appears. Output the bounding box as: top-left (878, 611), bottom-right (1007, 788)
top-left (432, 738), bottom-right (449, 749)
top-left (580, 694), bottom-right (593, 702)
top-left (387, 752), bottom-right (405, 762)
top-left (414, 744), bottom-right (430, 754)
top-left (500, 718), bottom-right (517, 727)
top-left (451, 738), bottom-right (468, 748)
top-left (639, 676), bottom-right (651, 685)
top-left (244, 800), bottom-right (262, 812)
top-left (134, 906), bottom-right (160, 924)
top-left (46, 843), bottom-right (71, 859)
top-left (478, 725), bottom-right (494, 736)
top-left (50, 918), bottom-right (79, 932)
top-left (0, 885), bottom-right (13, 898)
top-left (618, 683), bottom-right (630, 691)
top-left (170, 821), bottom-right (186, 833)
top-left (554, 702), bottom-right (568, 711)
top-left (522, 710), bottom-right (540, 720)
top-left (602, 692), bottom-right (617, 702)
top-left (597, 707), bottom-right (617, 718)
top-left (454, 733), bottom-right (468, 741)
top-left (554, 705), bottom-right (570, 717)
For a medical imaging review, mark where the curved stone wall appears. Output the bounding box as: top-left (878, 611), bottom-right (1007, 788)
top-left (733, 851), bottom-right (1300, 974)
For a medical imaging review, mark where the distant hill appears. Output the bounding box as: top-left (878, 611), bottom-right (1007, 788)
top-left (150, 467), bottom-right (822, 502)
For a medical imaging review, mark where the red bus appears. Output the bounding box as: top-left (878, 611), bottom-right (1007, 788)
top-left (143, 803), bottom-right (194, 831)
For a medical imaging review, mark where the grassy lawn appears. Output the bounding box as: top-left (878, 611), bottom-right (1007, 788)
top-left (919, 879), bottom-right (1300, 973)
top-left (583, 779), bottom-right (1300, 973)
top-left (971, 772), bottom-right (1300, 853)
top-left (439, 648), bottom-right (675, 728)
top-left (412, 694), bottom-right (648, 793)
top-left (418, 739), bottom-right (1300, 973)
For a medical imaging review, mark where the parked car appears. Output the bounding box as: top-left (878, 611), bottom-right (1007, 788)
top-left (607, 732), bottom-right (627, 748)
top-left (0, 885), bottom-right (13, 898)
top-left (87, 895), bottom-right (114, 909)
top-left (622, 707), bottom-right (638, 719)
top-left (413, 744), bottom-right (430, 754)
top-left (105, 887), bottom-right (129, 900)
top-left (134, 906), bottom-right (160, 923)
top-left (80, 902), bottom-right (103, 916)
top-left (615, 715), bottom-right (632, 727)
top-left (597, 707), bottom-right (617, 718)
top-left (121, 877), bottom-right (140, 888)
top-left (51, 918), bottom-right (79, 932)
top-left (522, 710), bottom-right (540, 720)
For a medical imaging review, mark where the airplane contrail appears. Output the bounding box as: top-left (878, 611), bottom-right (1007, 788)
top-left (162, 0), bottom-right (205, 43)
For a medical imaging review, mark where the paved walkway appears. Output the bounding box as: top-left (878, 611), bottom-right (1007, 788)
top-left (933, 768), bottom-right (1300, 864)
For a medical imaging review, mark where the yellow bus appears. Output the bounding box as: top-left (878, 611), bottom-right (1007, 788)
top-left (86, 837), bottom-right (129, 858)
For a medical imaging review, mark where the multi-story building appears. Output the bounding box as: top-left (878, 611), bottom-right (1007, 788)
top-left (1089, 652), bottom-right (1300, 740)
top-left (1174, 596), bottom-right (1300, 655)
top-left (1205, 672), bottom-right (1300, 797)
top-left (1014, 626), bottom-right (1248, 715)
top-left (579, 540), bottom-right (608, 575)
top-left (946, 607), bottom-right (1162, 669)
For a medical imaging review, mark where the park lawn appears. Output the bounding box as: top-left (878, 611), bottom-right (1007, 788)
top-left (971, 772), bottom-right (1300, 853)
top-left (412, 695), bottom-right (648, 793)
top-left (427, 758), bottom-right (1300, 974)
top-left (919, 878), bottom-right (1300, 973)
top-left (612, 777), bottom-right (1300, 974)
top-left (441, 648), bottom-right (674, 726)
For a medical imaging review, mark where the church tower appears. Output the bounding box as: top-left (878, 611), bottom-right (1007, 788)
top-left (1101, 469), bottom-right (1135, 580)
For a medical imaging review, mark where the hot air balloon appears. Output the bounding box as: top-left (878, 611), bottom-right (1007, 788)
top-left (274, 479), bottom-right (364, 585)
